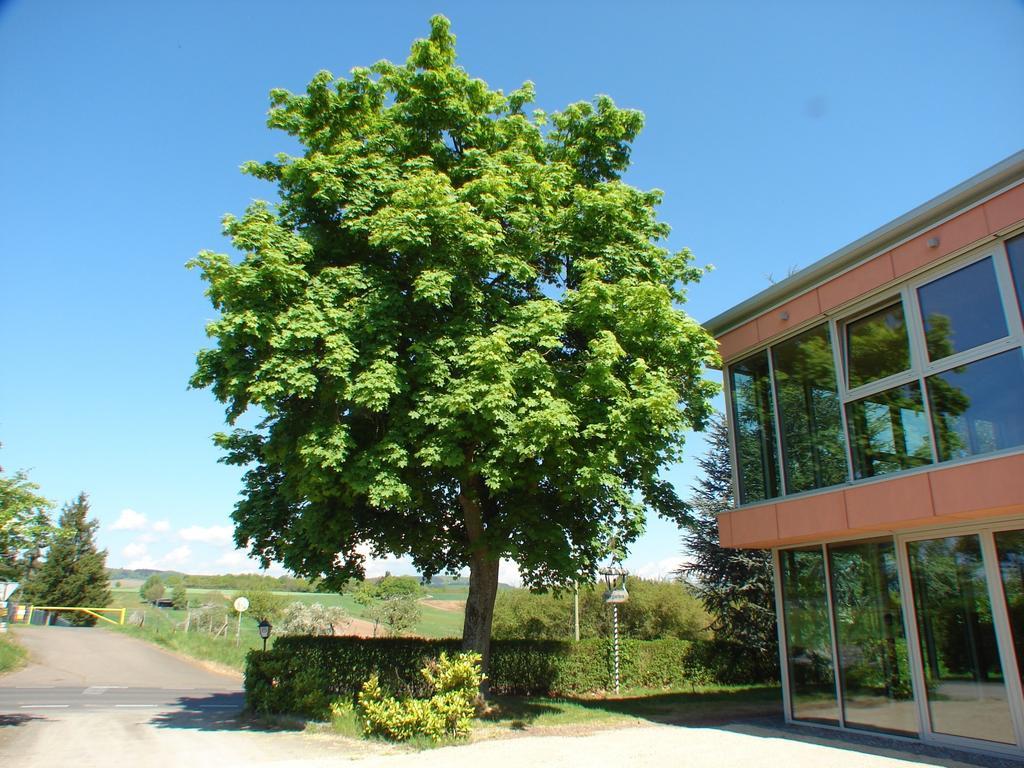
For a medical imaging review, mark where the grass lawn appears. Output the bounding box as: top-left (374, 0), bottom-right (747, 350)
top-left (0, 632), bottom-right (27, 674)
top-left (102, 583), bottom-right (466, 672)
top-left (475, 686), bottom-right (782, 736)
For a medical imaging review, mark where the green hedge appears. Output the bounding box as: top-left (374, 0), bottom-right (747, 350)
top-left (245, 636), bottom-right (761, 718)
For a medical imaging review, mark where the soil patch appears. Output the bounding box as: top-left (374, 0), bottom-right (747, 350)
top-left (420, 599), bottom-right (465, 613)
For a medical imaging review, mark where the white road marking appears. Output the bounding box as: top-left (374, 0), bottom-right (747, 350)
top-left (21, 704), bottom-right (68, 708)
top-left (115, 704), bottom-right (157, 708)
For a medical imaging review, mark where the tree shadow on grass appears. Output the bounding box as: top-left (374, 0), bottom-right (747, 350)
top-left (479, 697), bottom-right (567, 730)
top-left (566, 686), bottom-right (783, 726)
top-left (148, 692), bottom-right (306, 733)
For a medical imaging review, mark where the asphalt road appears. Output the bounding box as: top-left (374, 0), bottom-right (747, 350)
top-left (0, 626), bottom-right (362, 767)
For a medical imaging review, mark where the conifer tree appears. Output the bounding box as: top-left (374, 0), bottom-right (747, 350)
top-left (23, 493), bottom-right (111, 625)
top-left (680, 417), bottom-right (777, 672)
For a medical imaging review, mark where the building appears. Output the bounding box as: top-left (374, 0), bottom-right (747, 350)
top-left (705, 150), bottom-right (1024, 755)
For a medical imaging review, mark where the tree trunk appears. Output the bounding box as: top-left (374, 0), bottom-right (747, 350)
top-left (459, 478), bottom-right (500, 696)
top-left (463, 550), bottom-right (500, 693)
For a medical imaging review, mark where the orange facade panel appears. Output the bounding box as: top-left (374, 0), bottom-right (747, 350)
top-left (929, 455), bottom-right (1024, 520)
top-left (816, 253), bottom-right (895, 313)
top-left (775, 491), bottom-right (848, 541)
top-left (722, 453), bottom-right (1024, 549)
top-left (725, 504), bottom-right (779, 548)
top-left (716, 321), bottom-right (759, 362)
top-left (984, 183), bottom-right (1024, 233)
top-left (890, 206), bottom-right (989, 278)
top-left (755, 290), bottom-right (821, 342)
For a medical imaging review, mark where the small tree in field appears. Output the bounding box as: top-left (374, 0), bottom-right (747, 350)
top-left (171, 584), bottom-right (189, 610)
top-left (23, 494), bottom-right (111, 625)
top-left (190, 16), bottom-right (716, 680)
top-left (140, 574), bottom-right (165, 603)
top-left (243, 586), bottom-right (286, 623)
top-left (680, 417), bottom-right (777, 671)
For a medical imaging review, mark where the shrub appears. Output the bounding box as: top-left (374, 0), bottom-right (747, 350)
top-left (244, 636), bottom-right (736, 718)
top-left (355, 652), bottom-right (482, 742)
top-left (278, 602), bottom-right (349, 636)
top-left (491, 578), bottom-right (713, 642)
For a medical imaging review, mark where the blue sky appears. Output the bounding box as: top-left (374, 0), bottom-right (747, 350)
top-left (1, 1), bottom-right (1022, 582)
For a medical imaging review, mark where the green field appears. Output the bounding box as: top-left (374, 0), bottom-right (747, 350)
top-left (102, 583), bottom-right (467, 672)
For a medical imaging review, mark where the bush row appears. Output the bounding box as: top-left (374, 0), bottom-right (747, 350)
top-left (245, 635), bottom-right (773, 718)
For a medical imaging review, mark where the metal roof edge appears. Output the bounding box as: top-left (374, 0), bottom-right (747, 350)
top-left (703, 149), bottom-right (1024, 337)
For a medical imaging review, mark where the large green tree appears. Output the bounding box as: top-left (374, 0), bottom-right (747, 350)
top-left (0, 452), bottom-right (54, 582)
top-left (190, 17), bottom-right (716, 674)
top-left (23, 493), bottom-right (111, 625)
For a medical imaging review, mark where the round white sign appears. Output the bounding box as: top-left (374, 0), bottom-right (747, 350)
top-left (233, 597), bottom-right (250, 613)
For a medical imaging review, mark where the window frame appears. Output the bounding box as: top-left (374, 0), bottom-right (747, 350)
top-left (724, 228), bottom-right (1024, 509)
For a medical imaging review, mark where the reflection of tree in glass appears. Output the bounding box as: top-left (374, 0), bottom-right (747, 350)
top-left (781, 549), bottom-right (835, 694)
top-left (773, 326), bottom-right (846, 493)
top-left (923, 317), bottom-right (971, 461)
top-left (995, 530), bottom-right (1024, 678)
top-left (909, 536), bottom-right (1002, 684)
top-left (847, 384), bottom-right (932, 478)
top-left (923, 313), bottom-right (957, 363)
top-left (846, 304), bottom-right (910, 389)
top-left (829, 542), bottom-right (912, 702)
top-left (730, 353), bottom-right (779, 503)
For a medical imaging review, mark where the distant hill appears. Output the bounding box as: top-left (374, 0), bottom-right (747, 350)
top-left (107, 568), bottom-right (514, 593)
top-left (108, 568), bottom-right (185, 581)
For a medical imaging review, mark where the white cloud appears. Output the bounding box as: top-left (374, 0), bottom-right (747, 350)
top-left (216, 549), bottom-right (285, 576)
top-left (111, 508), bottom-right (148, 531)
top-left (498, 559), bottom-right (522, 587)
top-left (123, 541), bottom-right (149, 559)
top-left (152, 520), bottom-right (171, 532)
top-left (126, 555), bottom-right (158, 570)
top-left (179, 525), bottom-right (234, 546)
top-left (630, 556), bottom-right (687, 581)
top-left (161, 545), bottom-right (192, 566)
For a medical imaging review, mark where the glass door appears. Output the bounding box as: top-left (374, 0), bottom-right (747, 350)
top-left (905, 533), bottom-right (1017, 745)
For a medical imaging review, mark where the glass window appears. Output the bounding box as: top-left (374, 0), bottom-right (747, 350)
top-left (729, 351), bottom-right (781, 504)
top-left (926, 349), bottom-right (1024, 462)
top-left (846, 382), bottom-right (932, 479)
top-left (772, 324), bottom-right (847, 494)
top-left (829, 539), bottom-right (915, 735)
top-left (994, 529), bottom-right (1024, 690)
top-left (780, 547), bottom-right (839, 725)
top-left (845, 303), bottom-right (911, 389)
top-left (1008, 233), bottom-right (1024, 319)
top-left (907, 534), bottom-right (1014, 744)
top-left (917, 258), bottom-right (1007, 362)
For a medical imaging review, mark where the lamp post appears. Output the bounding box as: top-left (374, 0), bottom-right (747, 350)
top-left (258, 620), bottom-right (272, 652)
top-left (598, 562), bottom-right (629, 695)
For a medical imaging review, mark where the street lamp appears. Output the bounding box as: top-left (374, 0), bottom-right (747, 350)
top-left (258, 620), bottom-right (272, 652)
top-left (598, 561), bottom-right (629, 694)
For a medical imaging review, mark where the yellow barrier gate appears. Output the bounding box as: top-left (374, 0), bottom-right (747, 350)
top-left (25, 606), bottom-right (127, 626)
